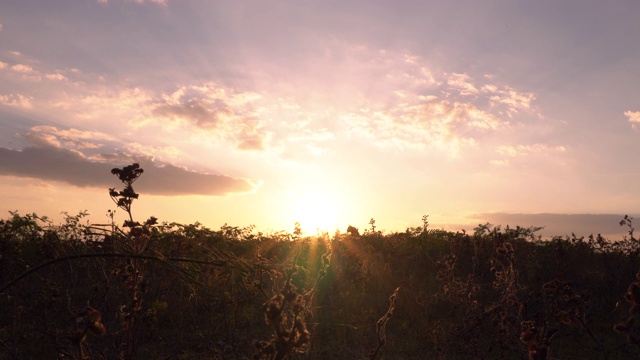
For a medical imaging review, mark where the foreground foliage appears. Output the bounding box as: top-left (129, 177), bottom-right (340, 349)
top-left (1, 165), bottom-right (640, 359)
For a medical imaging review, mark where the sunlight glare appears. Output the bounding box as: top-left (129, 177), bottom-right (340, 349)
top-left (291, 191), bottom-right (340, 235)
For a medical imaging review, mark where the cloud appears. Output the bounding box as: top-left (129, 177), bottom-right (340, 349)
top-left (152, 98), bottom-right (231, 128)
top-left (237, 137), bottom-right (265, 151)
top-left (115, 142), bottom-right (183, 165)
top-left (10, 64), bottom-right (34, 73)
top-left (253, 44), bottom-right (537, 157)
top-left (0, 126), bottom-right (254, 196)
top-left (45, 73), bottom-right (68, 81)
top-left (7, 62), bottom-right (42, 81)
top-left (0, 62), bottom-right (6, 69)
top-left (0, 44), bottom-right (538, 162)
top-left (343, 96), bottom-right (502, 156)
top-left (0, 143), bottom-right (254, 196)
top-left (0, 22), bottom-right (3, 32)
top-left (497, 144), bottom-right (566, 157)
top-left (484, 85), bottom-right (536, 117)
top-left (0, 94), bottom-right (33, 109)
top-left (78, 87), bottom-right (152, 121)
top-left (491, 144), bottom-right (566, 168)
top-left (447, 73), bottom-right (479, 96)
top-left (625, 111), bottom-right (640, 130)
top-left (18, 126), bottom-right (114, 149)
top-left (148, 83), bottom-right (267, 149)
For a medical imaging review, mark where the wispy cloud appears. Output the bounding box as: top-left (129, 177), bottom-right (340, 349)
top-left (447, 73), bottom-right (479, 96)
top-left (356, 99), bottom-right (500, 155)
top-left (18, 126), bottom-right (114, 150)
top-left (497, 144), bottom-right (566, 157)
top-left (484, 85), bottom-right (536, 117)
top-left (45, 73), bottom-right (68, 81)
top-left (493, 144), bottom-right (566, 167)
top-left (0, 94), bottom-right (32, 108)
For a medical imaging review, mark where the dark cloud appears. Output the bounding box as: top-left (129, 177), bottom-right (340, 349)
top-left (0, 144), bottom-right (254, 196)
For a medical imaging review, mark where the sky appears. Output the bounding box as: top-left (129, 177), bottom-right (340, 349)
top-left (0, 0), bottom-right (639, 238)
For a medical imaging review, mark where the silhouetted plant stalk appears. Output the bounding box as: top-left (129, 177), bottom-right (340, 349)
top-left (109, 163), bottom-right (143, 225)
top-left (520, 279), bottom-right (595, 360)
top-left (107, 163), bottom-right (149, 358)
top-left (253, 251), bottom-right (331, 360)
top-left (369, 287), bottom-right (399, 360)
top-left (71, 307), bottom-right (106, 360)
top-left (614, 270), bottom-right (640, 353)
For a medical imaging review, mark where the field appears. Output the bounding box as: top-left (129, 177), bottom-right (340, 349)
top-left (1, 165), bottom-right (639, 359)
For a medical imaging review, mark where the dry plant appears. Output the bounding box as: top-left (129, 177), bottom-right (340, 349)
top-left (253, 251), bottom-right (331, 360)
top-left (614, 271), bottom-right (640, 352)
top-left (70, 307), bottom-right (106, 360)
top-left (369, 286), bottom-right (400, 360)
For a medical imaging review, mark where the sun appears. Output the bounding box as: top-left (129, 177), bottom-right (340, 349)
top-left (291, 191), bottom-right (341, 235)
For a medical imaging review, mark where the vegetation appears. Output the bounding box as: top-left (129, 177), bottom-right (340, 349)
top-left (1, 164), bottom-right (640, 359)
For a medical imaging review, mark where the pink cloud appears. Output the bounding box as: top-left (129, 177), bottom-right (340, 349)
top-left (45, 73), bottom-right (68, 81)
top-left (10, 64), bottom-right (34, 73)
top-left (624, 111), bottom-right (640, 129)
top-left (447, 73), bottom-right (479, 96)
top-left (18, 126), bottom-right (114, 149)
top-left (0, 94), bottom-right (33, 108)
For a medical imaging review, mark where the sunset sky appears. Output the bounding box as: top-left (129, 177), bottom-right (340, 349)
top-left (1, 0), bottom-right (639, 238)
